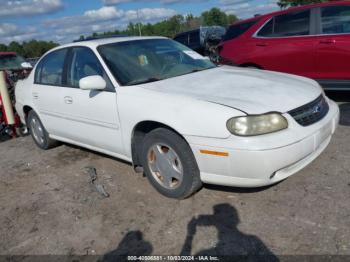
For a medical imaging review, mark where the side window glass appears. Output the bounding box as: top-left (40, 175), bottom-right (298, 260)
top-left (258, 10), bottom-right (310, 37)
top-left (321, 6), bottom-right (350, 34)
top-left (224, 20), bottom-right (257, 41)
top-left (68, 47), bottom-right (107, 88)
top-left (174, 35), bottom-right (188, 45)
top-left (257, 19), bottom-right (274, 37)
top-left (189, 32), bottom-right (200, 45)
top-left (35, 49), bottom-right (67, 85)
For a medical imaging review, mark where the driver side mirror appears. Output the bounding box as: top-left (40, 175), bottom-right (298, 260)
top-left (79, 75), bottom-right (106, 91)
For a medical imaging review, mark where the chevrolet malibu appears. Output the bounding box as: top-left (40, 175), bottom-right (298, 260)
top-left (15, 37), bottom-right (340, 199)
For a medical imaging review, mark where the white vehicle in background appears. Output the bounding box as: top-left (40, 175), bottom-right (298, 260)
top-left (15, 37), bottom-right (339, 199)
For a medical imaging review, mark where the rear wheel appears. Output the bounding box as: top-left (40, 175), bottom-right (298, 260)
top-left (141, 128), bottom-right (202, 199)
top-left (27, 110), bottom-right (58, 150)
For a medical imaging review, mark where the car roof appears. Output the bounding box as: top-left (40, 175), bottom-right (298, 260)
top-left (51, 36), bottom-right (168, 51)
top-left (231, 0), bottom-right (350, 26)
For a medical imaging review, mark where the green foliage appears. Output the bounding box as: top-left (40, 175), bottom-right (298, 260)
top-left (278, 0), bottom-right (329, 8)
top-left (202, 8), bottom-right (238, 27)
top-left (82, 8), bottom-right (238, 40)
top-left (0, 40), bottom-right (59, 58)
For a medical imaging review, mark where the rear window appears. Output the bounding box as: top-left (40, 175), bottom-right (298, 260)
top-left (189, 31), bottom-right (200, 45)
top-left (174, 34), bottom-right (188, 45)
top-left (35, 49), bottom-right (67, 86)
top-left (258, 10), bottom-right (310, 37)
top-left (321, 5), bottom-right (350, 34)
top-left (223, 20), bottom-right (258, 41)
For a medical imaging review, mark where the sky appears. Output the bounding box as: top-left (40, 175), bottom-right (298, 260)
top-left (0, 0), bottom-right (279, 44)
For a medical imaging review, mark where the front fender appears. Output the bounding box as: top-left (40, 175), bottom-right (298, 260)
top-left (117, 86), bottom-right (245, 156)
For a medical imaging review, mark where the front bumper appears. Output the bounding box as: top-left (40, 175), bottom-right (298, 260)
top-left (187, 99), bottom-right (340, 188)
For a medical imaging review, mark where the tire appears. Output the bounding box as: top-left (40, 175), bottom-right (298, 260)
top-left (141, 128), bottom-right (202, 199)
top-left (27, 110), bottom-right (58, 150)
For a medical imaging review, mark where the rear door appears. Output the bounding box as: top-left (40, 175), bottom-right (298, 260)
top-left (32, 48), bottom-right (68, 136)
top-left (254, 9), bottom-right (317, 78)
top-left (58, 46), bottom-right (123, 154)
top-left (315, 5), bottom-right (350, 82)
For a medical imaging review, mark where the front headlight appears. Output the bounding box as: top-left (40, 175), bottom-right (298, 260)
top-left (227, 113), bottom-right (288, 136)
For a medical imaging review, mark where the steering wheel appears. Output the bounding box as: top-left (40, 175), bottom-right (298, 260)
top-left (160, 62), bottom-right (176, 75)
top-left (160, 52), bottom-right (185, 75)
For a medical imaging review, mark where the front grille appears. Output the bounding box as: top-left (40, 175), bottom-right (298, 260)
top-left (288, 95), bottom-right (329, 127)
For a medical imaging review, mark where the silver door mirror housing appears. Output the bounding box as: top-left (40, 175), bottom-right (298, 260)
top-left (21, 62), bottom-right (32, 69)
top-left (79, 75), bottom-right (106, 91)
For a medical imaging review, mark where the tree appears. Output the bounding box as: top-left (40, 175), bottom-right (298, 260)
top-left (0, 44), bottom-right (7, 52)
top-left (227, 14), bottom-right (239, 25)
top-left (278, 0), bottom-right (329, 8)
top-left (81, 7), bottom-right (239, 40)
top-left (0, 40), bottom-right (58, 58)
top-left (201, 8), bottom-right (237, 27)
top-left (8, 41), bottom-right (23, 55)
top-left (185, 14), bottom-right (202, 30)
top-left (167, 15), bottom-right (185, 37)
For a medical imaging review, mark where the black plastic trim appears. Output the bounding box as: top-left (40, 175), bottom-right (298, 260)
top-left (317, 80), bottom-right (350, 91)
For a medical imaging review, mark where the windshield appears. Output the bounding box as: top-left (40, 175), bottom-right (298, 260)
top-left (98, 39), bottom-right (216, 86)
top-left (0, 54), bottom-right (26, 70)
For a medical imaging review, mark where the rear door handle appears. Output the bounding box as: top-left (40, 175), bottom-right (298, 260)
top-left (32, 92), bottom-right (39, 99)
top-left (256, 43), bottom-right (267, 47)
top-left (319, 39), bottom-right (336, 44)
top-left (64, 96), bottom-right (73, 104)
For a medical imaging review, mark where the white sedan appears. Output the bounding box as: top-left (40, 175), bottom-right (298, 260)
top-left (15, 36), bottom-right (339, 199)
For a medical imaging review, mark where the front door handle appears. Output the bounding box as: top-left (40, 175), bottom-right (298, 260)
top-left (64, 96), bottom-right (73, 104)
top-left (256, 43), bottom-right (267, 47)
top-left (319, 39), bottom-right (336, 44)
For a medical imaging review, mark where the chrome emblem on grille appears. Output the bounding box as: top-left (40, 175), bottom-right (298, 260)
top-left (312, 104), bottom-right (322, 114)
top-left (289, 95), bottom-right (329, 126)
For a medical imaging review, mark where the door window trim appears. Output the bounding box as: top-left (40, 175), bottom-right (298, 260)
top-left (316, 5), bottom-right (350, 36)
top-left (34, 48), bottom-right (69, 87)
top-left (254, 6), bottom-right (350, 39)
top-left (34, 46), bottom-right (115, 92)
top-left (64, 46), bottom-right (115, 92)
top-left (253, 8), bottom-right (317, 39)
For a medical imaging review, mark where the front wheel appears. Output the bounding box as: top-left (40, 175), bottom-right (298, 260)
top-left (141, 128), bottom-right (202, 199)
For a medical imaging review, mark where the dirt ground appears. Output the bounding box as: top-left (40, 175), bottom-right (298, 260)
top-left (0, 93), bottom-right (350, 259)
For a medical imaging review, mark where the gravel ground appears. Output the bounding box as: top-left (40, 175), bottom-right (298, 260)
top-left (0, 93), bottom-right (349, 259)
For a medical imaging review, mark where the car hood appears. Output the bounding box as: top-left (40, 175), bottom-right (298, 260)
top-left (141, 66), bottom-right (322, 114)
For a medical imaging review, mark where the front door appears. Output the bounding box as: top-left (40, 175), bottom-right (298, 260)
top-left (254, 8), bottom-right (317, 78)
top-left (58, 46), bottom-right (123, 154)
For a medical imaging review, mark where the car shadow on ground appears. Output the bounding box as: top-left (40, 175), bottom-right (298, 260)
top-left (61, 142), bottom-right (133, 167)
top-left (338, 103), bottom-right (350, 126)
top-left (203, 183), bottom-right (279, 194)
top-left (326, 91), bottom-right (350, 127)
top-left (326, 91), bottom-right (350, 102)
top-left (102, 203), bottom-right (278, 261)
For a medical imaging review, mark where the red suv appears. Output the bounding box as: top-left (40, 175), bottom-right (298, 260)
top-left (219, 1), bottom-right (350, 90)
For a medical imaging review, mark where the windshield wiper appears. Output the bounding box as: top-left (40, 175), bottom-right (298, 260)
top-left (177, 67), bottom-right (215, 78)
top-left (127, 77), bottom-right (162, 86)
top-left (190, 68), bottom-right (203, 73)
